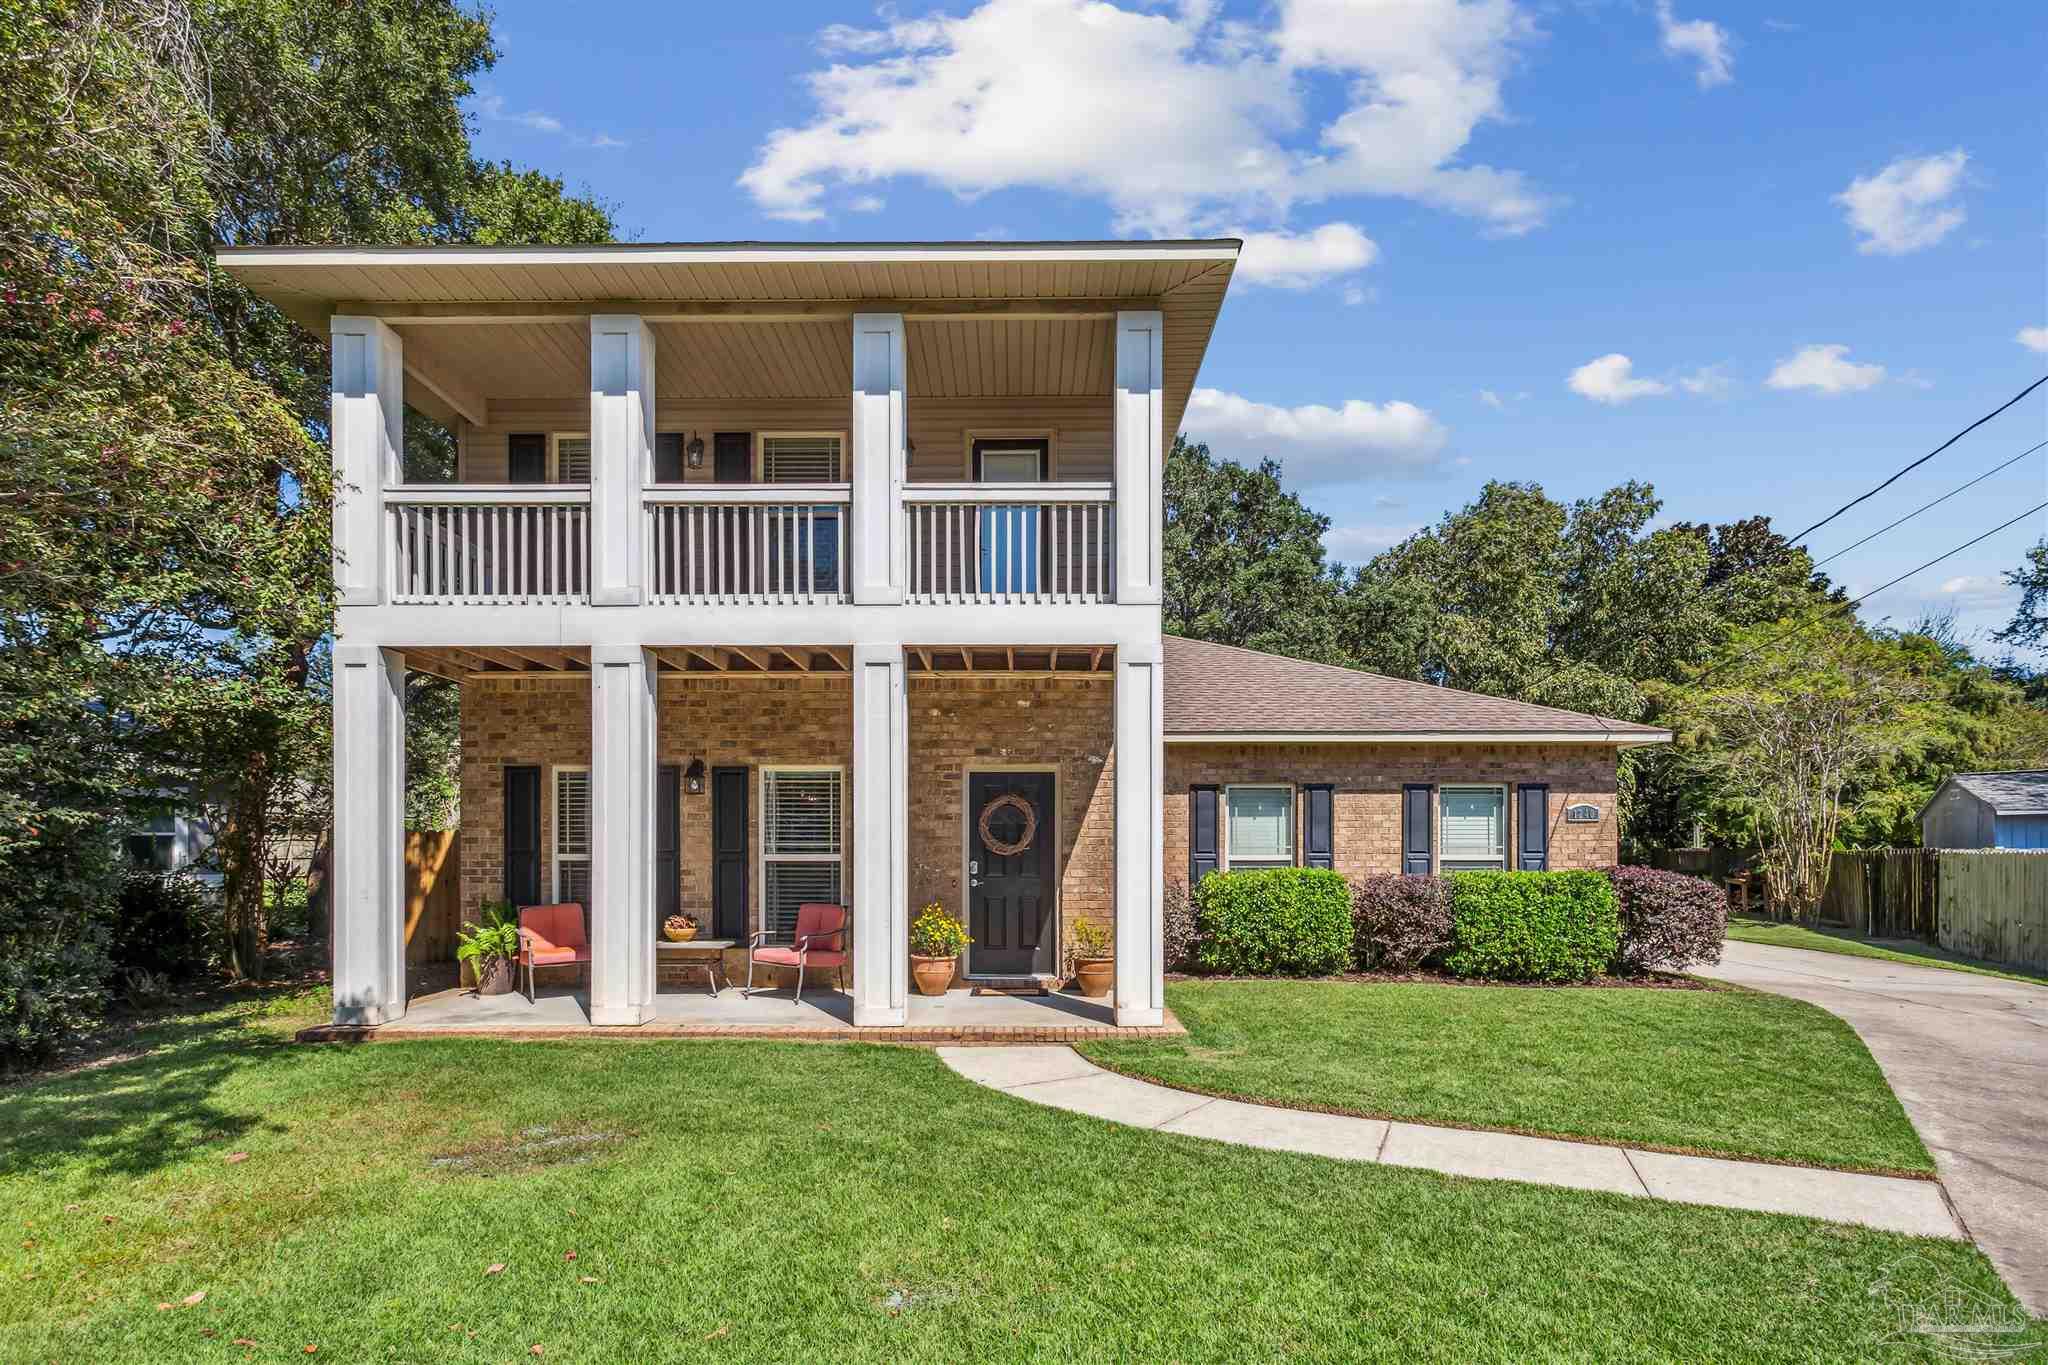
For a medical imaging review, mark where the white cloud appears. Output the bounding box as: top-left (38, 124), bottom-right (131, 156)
top-left (477, 94), bottom-right (562, 134)
top-left (1342, 285), bottom-right (1369, 306)
top-left (2018, 326), bottom-right (2048, 354)
top-left (1183, 386), bottom-right (1450, 484)
top-left (1478, 388), bottom-right (1505, 408)
top-left (1325, 522), bottom-right (1422, 562)
top-left (1234, 223), bottom-right (1379, 288)
top-left (741, 0), bottom-right (1550, 235)
top-left (1836, 150), bottom-right (1968, 255)
top-left (1567, 353), bottom-right (1671, 404)
top-left (586, 133), bottom-right (628, 150)
top-left (1656, 2), bottom-right (1734, 88)
top-left (1678, 364), bottom-right (1733, 396)
top-left (1372, 494), bottom-right (1403, 509)
top-left (1765, 343), bottom-right (1886, 395)
top-left (1935, 575), bottom-right (2012, 611)
top-left (848, 194), bottom-right (886, 213)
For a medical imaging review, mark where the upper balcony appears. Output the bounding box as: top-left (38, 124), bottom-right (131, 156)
top-left (221, 242), bottom-right (1239, 622)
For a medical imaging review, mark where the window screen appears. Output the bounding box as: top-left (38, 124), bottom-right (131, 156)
top-left (761, 768), bottom-right (843, 939)
top-left (1227, 786), bottom-right (1294, 866)
top-left (554, 768), bottom-right (591, 903)
top-left (760, 435), bottom-right (842, 483)
top-left (1440, 787), bottom-right (1507, 871)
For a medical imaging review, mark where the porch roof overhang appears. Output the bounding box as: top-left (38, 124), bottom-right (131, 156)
top-left (217, 240), bottom-right (1240, 439)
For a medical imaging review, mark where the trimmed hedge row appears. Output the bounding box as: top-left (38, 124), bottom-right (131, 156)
top-left (1176, 864), bottom-right (1725, 982)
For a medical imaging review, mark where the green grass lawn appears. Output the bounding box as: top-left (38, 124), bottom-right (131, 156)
top-left (1081, 979), bottom-right (1931, 1174)
top-left (0, 992), bottom-right (2028, 1362)
top-left (1725, 916), bottom-right (2048, 987)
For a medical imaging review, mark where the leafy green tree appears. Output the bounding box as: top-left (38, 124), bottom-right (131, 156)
top-left (1162, 438), bottom-right (1348, 660)
top-left (1994, 540), bottom-right (2048, 652)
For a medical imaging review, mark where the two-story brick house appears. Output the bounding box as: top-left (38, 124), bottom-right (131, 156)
top-left (221, 239), bottom-right (1665, 1035)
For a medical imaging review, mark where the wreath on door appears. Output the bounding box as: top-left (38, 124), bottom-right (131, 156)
top-left (977, 792), bottom-right (1038, 858)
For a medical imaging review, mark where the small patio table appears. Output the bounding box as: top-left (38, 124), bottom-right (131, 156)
top-left (656, 938), bottom-right (736, 997)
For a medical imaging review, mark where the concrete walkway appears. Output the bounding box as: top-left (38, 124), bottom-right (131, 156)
top-left (1699, 939), bottom-right (2048, 1314)
top-left (938, 1045), bottom-right (1962, 1241)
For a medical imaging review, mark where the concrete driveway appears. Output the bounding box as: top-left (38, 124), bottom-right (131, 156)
top-left (1699, 940), bottom-right (2048, 1315)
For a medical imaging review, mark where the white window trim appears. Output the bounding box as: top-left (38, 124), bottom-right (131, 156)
top-left (1222, 783), bottom-right (1297, 870)
top-left (964, 430), bottom-right (1058, 481)
top-left (757, 764), bottom-right (846, 940)
top-left (552, 764), bottom-right (590, 902)
top-left (1438, 783), bottom-right (1509, 872)
top-left (549, 431), bottom-right (591, 485)
top-left (754, 431), bottom-right (848, 483)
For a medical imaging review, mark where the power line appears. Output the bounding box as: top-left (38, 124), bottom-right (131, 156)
top-left (1693, 498), bottom-right (2048, 686)
top-left (1783, 373), bottom-right (2048, 546)
top-left (1812, 439), bottom-right (2048, 570)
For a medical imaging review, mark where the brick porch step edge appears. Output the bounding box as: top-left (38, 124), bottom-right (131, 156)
top-left (938, 1046), bottom-right (1966, 1242)
top-left (295, 1016), bottom-right (1186, 1045)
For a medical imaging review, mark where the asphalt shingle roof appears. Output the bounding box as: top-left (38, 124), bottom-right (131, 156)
top-left (1941, 770), bottom-right (2048, 816)
top-left (1162, 635), bottom-right (1669, 741)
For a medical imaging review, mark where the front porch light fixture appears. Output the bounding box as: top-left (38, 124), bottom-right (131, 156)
top-left (684, 758), bottom-right (706, 795)
top-left (685, 433), bottom-right (705, 469)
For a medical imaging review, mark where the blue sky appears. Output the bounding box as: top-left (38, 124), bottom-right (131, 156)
top-left (468, 0), bottom-right (2048, 658)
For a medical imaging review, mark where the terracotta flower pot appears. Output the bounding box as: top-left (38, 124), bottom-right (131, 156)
top-left (1073, 957), bottom-right (1113, 999)
top-left (477, 957), bottom-right (515, 996)
top-left (910, 954), bottom-right (956, 996)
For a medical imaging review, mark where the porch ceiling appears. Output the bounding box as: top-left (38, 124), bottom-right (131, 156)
top-left (218, 240), bottom-right (1236, 437)
top-left (402, 645), bottom-right (857, 683)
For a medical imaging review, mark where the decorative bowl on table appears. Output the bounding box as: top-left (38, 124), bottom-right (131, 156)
top-left (663, 914), bottom-right (700, 943)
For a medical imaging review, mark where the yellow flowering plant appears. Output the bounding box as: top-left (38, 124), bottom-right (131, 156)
top-left (908, 903), bottom-right (971, 958)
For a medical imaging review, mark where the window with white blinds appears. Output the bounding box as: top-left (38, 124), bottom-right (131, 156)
top-left (554, 435), bottom-right (591, 484)
top-left (1440, 786), bottom-right (1507, 872)
top-left (554, 767), bottom-right (591, 903)
top-left (761, 767), bottom-right (843, 939)
top-left (1225, 786), bottom-right (1294, 867)
top-left (760, 434), bottom-right (843, 483)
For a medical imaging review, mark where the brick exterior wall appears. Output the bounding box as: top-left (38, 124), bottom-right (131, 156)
top-left (458, 671), bottom-right (1113, 984)
top-left (1163, 742), bottom-right (1620, 888)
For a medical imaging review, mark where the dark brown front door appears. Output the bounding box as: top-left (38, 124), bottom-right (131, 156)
top-left (967, 772), bottom-right (1055, 976)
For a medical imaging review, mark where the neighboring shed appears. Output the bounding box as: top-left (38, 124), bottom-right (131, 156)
top-left (1919, 771), bottom-right (2048, 849)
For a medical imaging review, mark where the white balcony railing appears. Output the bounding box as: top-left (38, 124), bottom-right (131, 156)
top-left (904, 483), bottom-right (1116, 605)
top-left (643, 485), bottom-right (851, 606)
top-left (386, 487), bottom-right (590, 604)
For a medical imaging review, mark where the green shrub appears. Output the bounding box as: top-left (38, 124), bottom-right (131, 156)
top-left (1192, 868), bottom-right (1351, 976)
top-left (1444, 870), bottom-right (1621, 982)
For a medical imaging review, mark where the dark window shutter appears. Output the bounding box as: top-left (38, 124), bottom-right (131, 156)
top-left (1304, 785), bottom-right (1334, 870)
top-left (1189, 785), bottom-right (1220, 885)
top-left (507, 433), bottom-right (547, 483)
top-left (503, 766), bottom-right (542, 906)
top-left (1402, 784), bottom-right (1433, 876)
top-left (1518, 784), bottom-right (1550, 871)
top-left (656, 765), bottom-right (681, 922)
top-left (653, 433), bottom-right (684, 484)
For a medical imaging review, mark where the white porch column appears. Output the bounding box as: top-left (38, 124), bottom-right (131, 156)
top-left (851, 642), bottom-right (909, 1026)
top-left (329, 317), bottom-right (404, 607)
top-left (589, 314), bottom-right (656, 606)
top-left (588, 644), bottom-right (657, 1025)
top-left (331, 643), bottom-right (406, 1025)
top-left (850, 312), bottom-right (907, 605)
top-left (1113, 310), bottom-right (1165, 607)
top-left (1113, 640), bottom-right (1166, 1026)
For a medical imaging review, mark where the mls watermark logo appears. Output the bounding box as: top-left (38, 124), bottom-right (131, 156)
top-left (1869, 1255), bottom-right (2042, 1361)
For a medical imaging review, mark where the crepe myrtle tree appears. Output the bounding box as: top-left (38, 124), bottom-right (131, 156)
top-left (1658, 620), bottom-right (1925, 918)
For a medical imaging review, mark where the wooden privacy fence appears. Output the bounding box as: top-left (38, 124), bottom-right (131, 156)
top-left (404, 830), bottom-right (462, 964)
top-left (1936, 851), bottom-right (2048, 972)
top-left (1818, 849), bottom-right (1939, 940)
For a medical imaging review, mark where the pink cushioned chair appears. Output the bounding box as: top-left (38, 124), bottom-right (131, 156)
top-left (517, 903), bottom-right (591, 1003)
top-left (746, 902), bottom-right (848, 1000)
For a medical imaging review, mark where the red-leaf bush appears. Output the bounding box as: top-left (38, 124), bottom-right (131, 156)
top-left (1604, 865), bottom-right (1727, 973)
top-left (1162, 879), bottom-right (1199, 971)
top-left (1351, 874), bottom-right (1453, 971)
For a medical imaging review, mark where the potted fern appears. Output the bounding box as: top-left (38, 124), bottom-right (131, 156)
top-left (456, 900), bottom-right (521, 996)
top-left (1070, 917), bottom-right (1114, 998)
top-left (908, 903), bottom-right (970, 996)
